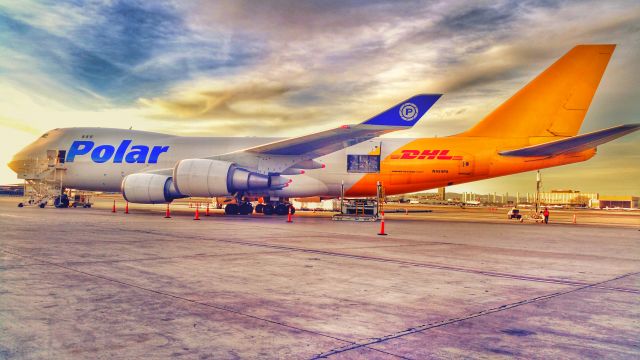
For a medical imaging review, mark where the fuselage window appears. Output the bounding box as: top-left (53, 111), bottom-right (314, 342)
top-left (347, 155), bottom-right (380, 173)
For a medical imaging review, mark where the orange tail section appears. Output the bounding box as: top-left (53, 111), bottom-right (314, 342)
top-left (462, 44), bottom-right (615, 138)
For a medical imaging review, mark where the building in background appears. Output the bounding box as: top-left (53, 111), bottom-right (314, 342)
top-left (539, 190), bottom-right (598, 206)
top-left (595, 196), bottom-right (639, 209)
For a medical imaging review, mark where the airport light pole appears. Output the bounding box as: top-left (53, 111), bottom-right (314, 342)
top-left (536, 170), bottom-right (541, 213)
top-left (340, 180), bottom-right (344, 215)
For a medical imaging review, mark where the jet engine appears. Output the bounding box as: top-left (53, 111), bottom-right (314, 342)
top-left (173, 159), bottom-right (277, 197)
top-left (121, 173), bottom-right (183, 204)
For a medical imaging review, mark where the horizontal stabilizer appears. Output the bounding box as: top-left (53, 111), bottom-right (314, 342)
top-left (499, 124), bottom-right (640, 157)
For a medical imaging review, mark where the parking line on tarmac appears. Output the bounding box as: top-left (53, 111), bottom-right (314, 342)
top-left (44, 218), bottom-right (637, 295)
top-left (0, 249), bottom-right (411, 360)
top-left (311, 271), bottom-right (640, 359)
top-left (207, 237), bottom-right (640, 295)
top-left (7, 210), bottom-right (636, 295)
top-left (0, 213), bottom-right (23, 218)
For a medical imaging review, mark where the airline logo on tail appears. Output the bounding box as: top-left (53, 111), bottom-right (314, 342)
top-left (399, 103), bottom-right (418, 121)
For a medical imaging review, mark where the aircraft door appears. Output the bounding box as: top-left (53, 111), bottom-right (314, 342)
top-left (346, 141), bottom-right (381, 174)
top-left (458, 154), bottom-right (474, 175)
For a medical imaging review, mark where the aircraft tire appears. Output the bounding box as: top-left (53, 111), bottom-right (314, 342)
top-left (263, 204), bottom-right (275, 215)
top-left (225, 204), bottom-right (239, 215)
top-left (239, 203), bottom-right (253, 215)
top-left (255, 204), bottom-right (264, 213)
top-left (275, 203), bottom-right (288, 216)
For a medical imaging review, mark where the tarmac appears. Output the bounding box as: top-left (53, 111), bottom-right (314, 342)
top-left (1, 197), bottom-right (639, 359)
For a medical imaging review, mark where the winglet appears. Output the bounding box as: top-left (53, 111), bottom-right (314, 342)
top-left (361, 94), bottom-right (441, 127)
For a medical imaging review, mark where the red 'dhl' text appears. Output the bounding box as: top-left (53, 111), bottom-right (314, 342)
top-left (391, 150), bottom-right (463, 160)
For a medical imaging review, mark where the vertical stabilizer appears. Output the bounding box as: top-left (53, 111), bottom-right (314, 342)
top-left (463, 45), bottom-right (615, 138)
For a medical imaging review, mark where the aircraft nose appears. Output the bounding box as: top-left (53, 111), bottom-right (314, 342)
top-left (7, 159), bottom-right (22, 173)
top-left (8, 151), bottom-right (27, 174)
top-left (8, 146), bottom-right (32, 175)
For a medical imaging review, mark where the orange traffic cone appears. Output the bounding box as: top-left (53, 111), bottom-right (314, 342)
top-left (125, 201), bottom-right (129, 214)
top-left (206, 203), bottom-right (210, 216)
top-left (164, 203), bottom-right (171, 218)
top-left (194, 206), bottom-right (200, 220)
top-left (287, 206), bottom-right (293, 223)
top-left (112, 199), bottom-right (116, 213)
top-left (378, 211), bottom-right (387, 236)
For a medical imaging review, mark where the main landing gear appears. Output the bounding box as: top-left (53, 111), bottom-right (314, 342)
top-left (222, 193), bottom-right (254, 215)
top-left (223, 193), bottom-right (295, 216)
top-left (224, 202), bottom-right (254, 215)
top-left (254, 202), bottom-right (295, 216)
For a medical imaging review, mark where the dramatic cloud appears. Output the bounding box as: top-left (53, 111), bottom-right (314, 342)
top-left (0, 0), bottom-right (638, 193)
top-left (140, 83), bottom-right (296, 119)
top-left (0, 1), bottom-right (262, 105)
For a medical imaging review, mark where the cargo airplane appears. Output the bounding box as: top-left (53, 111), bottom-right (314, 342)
top-left (8, 45), bottom-right (640, 215)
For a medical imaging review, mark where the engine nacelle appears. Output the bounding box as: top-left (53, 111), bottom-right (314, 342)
top-left (121, 173), bottom-right (183, 204)
top-left (173, 159), bottom-right (271, 197)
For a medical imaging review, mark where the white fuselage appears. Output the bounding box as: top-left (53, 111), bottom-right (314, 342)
top-left (9, 127), bottom-right (412, 198)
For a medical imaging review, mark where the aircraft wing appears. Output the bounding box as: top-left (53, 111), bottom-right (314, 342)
top-left (139, 95), bottom-right (441, 178)
top-left (237, 94), bottom-right (441, 159)
top-left (499, 123), bottom-right (640, 157)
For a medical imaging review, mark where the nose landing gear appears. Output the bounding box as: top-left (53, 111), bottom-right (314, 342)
top-left (53, 194), bottom-right (70, 208)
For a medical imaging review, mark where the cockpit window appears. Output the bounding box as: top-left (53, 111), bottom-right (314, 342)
top-left (40, 132), bottom-right (49, 138)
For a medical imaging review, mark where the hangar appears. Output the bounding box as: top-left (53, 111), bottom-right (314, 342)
top-left (596, 195), bottom-right (639, 209)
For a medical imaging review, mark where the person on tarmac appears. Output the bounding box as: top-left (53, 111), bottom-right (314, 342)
top-left (543, 207), bottom-right (550, 224)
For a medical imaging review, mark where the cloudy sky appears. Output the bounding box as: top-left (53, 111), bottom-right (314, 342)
top-left (1, 0), bottom-right (638, 194)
